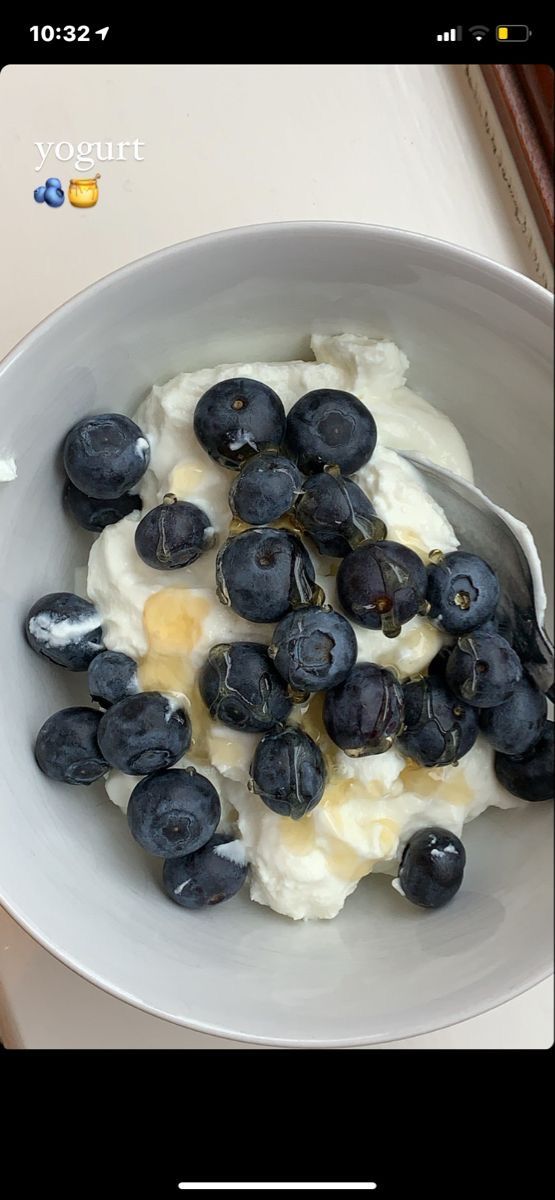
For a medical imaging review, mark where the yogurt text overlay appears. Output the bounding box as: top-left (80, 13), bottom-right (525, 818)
top-left (35, 140), bottom-right (145, 172)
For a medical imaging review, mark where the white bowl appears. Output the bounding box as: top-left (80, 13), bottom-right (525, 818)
top-left (0, 222), bottom-right (552, 1047)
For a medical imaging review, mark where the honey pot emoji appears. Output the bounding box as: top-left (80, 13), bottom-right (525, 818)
top-left (68, 173), bottom-right (100, 208)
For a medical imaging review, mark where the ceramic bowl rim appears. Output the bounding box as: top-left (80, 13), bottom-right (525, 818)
top-left (0, 220), bottom-right (552, 1047)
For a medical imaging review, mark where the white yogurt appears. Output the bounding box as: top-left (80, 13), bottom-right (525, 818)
top-left (87, 333), bottom-right (523, 921)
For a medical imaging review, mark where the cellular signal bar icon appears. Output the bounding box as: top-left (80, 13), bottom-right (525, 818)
top-left (437, 26), bottom-right (462, 41)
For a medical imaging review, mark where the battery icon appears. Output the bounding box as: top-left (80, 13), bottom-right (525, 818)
top-left (496, 24), bottom-right (530, 41)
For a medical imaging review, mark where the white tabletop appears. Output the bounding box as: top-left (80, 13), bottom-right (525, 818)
top-left (0, 63), bottom-right (552, 1048)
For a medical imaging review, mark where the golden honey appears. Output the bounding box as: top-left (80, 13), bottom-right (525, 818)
top-left (68, 174), bottom-right (100, 208)
top-left (139, 588), bottom-right (212, 761)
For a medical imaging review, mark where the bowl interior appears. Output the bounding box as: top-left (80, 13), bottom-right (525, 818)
top-left (0, 223), bottom-right (552, 1045)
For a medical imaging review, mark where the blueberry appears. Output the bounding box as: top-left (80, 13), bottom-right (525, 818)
top-left (34, 186), bottom-right (46, 203)
top-left (396, 827), bottom-right (466, 909)
top-left (44, 185), bottom-right (64, 208)
top-left (63, 413), bottom-right (150, 499)
top-left (45, 177), bottom-right (62, 189)
top-left (64, 478), bottom-right (142, 532)
top-left (323, 662), bottom-right (404, 755)
top-left (337, 540), bottom-right (428, 637)
top-left (216, 527), bottom-right (319, 623)
top-left (194, 378), bottom-right (286, 470)
top-left (88, 650), bottom-right (138, 708)
top-left (25, 592), bottom-right (103, 671)
top-left (162, 834), bottom-right (248, 908)
top-left (445, 631), bottom-right (522, 708)
top-left (286, 389), bottom-right (377, 475)
top-left (199, 642), bottom-right (292, 732)
top-left (35, 707), bottom-right (108, 784)
top-left (294, 469), bottom-right (387, 557)
top-left (250, 727), bottom-right (327, 818)
top-left (494, 720), bottom-right (553, 802)
top-left (479, 612), bottom-right (515, 645)
top-left (399, 676), bottom-right (479, 767)
top-left (127, 766), bottom-right (221, 857)
top-left (228, 452), bottom-right (302, 525)
top-left (134, 495), bottom-right (213, 570)
top-left (427, 551), bottom-right (500, 634)
top-left (427, 644), bottom-right (454, 680)
top-left (97, 692), bottom-right (191, 775)
top-left (269, 605), bottom-right (358, 694)
top-left (480, 675), bottom-right (547, 755)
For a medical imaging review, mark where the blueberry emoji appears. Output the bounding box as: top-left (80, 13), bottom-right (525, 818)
top-left (34, 186), bottom-right (46, 203)
top-left (45, 178), bottom-right (62, 188)
top-left (44, 184), bottom-right (65, 208)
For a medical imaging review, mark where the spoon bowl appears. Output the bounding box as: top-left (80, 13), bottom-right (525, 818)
top-left (403, 452), bottom-right (554, 698)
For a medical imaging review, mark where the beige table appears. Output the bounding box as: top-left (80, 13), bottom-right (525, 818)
top-left (0, 63), bottom-right (552, 1048)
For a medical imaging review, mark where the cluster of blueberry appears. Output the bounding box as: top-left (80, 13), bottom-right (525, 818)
top-left (34, 177), bottom-right (65, 208)
top-left (192, 378), bottom-right (552, 907)
top-left (25, 380), bottom-right (553, 917)
top-left (27, 414), bottom-right (247, 908)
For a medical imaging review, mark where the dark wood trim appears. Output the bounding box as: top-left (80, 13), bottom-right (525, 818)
top-left (481, 65), bottom-right (554, 264)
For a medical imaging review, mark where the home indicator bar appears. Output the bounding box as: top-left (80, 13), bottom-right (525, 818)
top-left (177, 1186), bottom-right (379, 1192)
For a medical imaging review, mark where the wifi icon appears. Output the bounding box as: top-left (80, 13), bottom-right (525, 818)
top-left (469, 24), bottom-right (490, 40)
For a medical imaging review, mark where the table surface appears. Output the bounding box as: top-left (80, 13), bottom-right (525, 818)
top-left (0, 63), bottom-right (552, 1049)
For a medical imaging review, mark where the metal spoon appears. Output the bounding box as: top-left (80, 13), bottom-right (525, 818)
top-left (401, 452), bottom-right (554, 699)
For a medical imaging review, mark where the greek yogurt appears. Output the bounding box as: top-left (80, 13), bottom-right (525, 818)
top-left (87, 333), bottom-right (523, 921)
